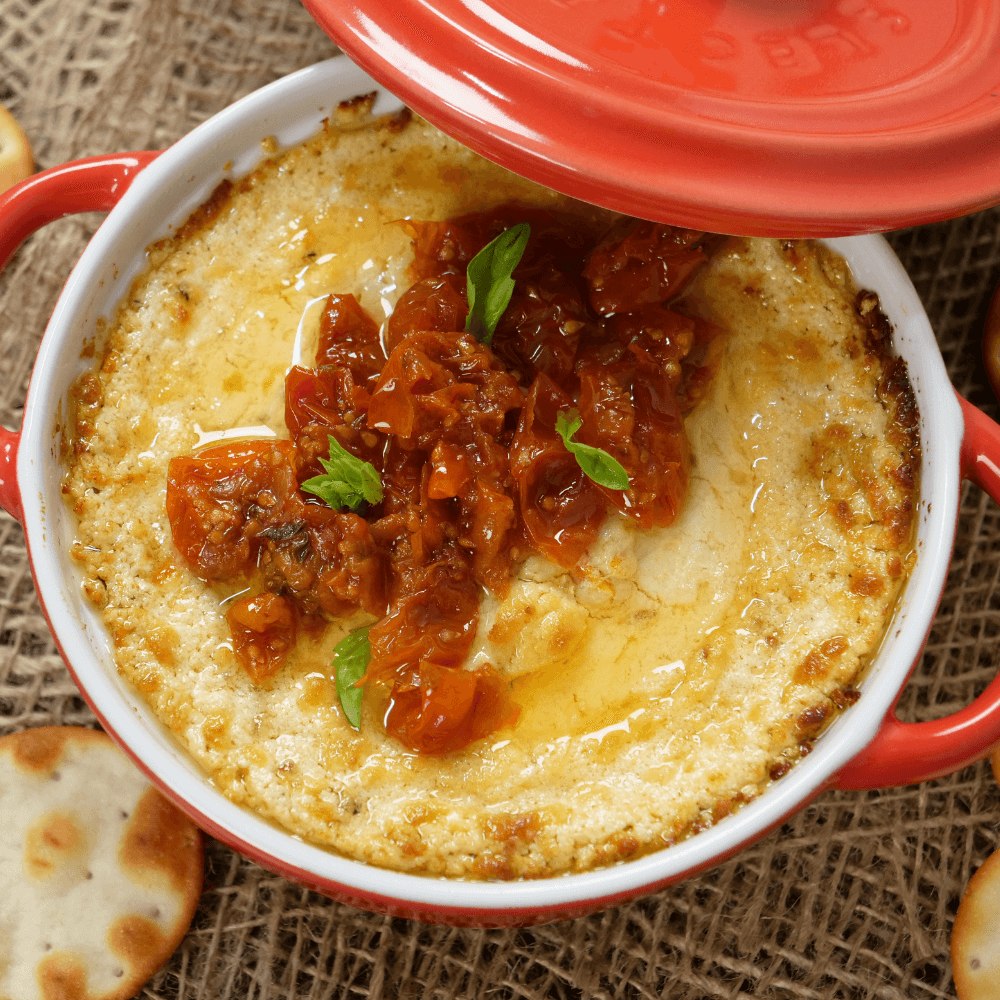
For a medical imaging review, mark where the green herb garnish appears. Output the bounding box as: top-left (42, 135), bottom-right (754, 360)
top-left (555, 410), bottom-right (630, 491)
top-left (301, 435), bottom-right (383, 511)
top-left (465, 222), bottom-right (531, 345)
top-left (332, 625), bottom-right (370, 728)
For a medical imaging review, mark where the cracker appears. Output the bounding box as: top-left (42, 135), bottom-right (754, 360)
top-left (0, 726), bottom-right (203, 1000)
top-left (953, 847), bottom-right (1000, 999)
top-left (0, 106), bottom-right (32, 194)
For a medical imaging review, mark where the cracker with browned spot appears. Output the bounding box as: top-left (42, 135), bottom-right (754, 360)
top-left (0, 726), bottom-right (203, 1000)
top-left (953, 848), bottom-right (1000, 1000)
top-left (0, 106), bottom-right (33, 194)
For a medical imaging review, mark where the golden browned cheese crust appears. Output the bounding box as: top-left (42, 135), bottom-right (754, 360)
top-left (61, 111), bottom-right (919, 879)
top-left (0, 727), bottom-right (203, 1000)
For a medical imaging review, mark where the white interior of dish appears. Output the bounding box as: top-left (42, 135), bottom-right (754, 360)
top-left (17, 57), bottom-right (962, 914)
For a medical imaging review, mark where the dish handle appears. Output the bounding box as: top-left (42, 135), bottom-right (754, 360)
top-left (837, 393), bottom-right (1000, 789)
top-left (0, 151), bottom-right (161, 522)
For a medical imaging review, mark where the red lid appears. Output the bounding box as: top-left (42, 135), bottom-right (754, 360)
top-left (303, 0), bottom-right (1000, 236)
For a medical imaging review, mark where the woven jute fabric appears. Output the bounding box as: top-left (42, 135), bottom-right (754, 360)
top-left (2, 2), bottom-right (999, 997)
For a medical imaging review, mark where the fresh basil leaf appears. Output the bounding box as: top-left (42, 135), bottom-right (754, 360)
top-left (333, 625), bottom-right (369, 729)
top-left (555, 410), bottom-right (630, 491)
top-left (465, 222), bottom-right (531, 345)
top-left (301, 435), bottom-right (382, 511)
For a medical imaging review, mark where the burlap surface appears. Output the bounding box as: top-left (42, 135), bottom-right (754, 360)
top-left (1, 2), bottom-right (999, 996)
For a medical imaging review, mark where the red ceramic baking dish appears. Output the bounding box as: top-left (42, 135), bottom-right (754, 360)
top-left (2, 58), bottom-right (1000, 927)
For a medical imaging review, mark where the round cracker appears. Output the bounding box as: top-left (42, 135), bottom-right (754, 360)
top-left (0, 726), bottom-right (203, 1000)
top-left (953, 847), bottom-right (1000, 1000)
top-left (0, 105), bottom-right (32, 194)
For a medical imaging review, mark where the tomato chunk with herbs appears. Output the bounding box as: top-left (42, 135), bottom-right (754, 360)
top-left (510, 374), bottom-right (604, 567)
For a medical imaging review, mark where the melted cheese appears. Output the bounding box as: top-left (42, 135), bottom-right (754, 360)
top-left (62, 112), bottom-right (917, 878)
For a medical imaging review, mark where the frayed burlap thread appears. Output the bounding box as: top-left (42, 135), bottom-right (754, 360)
top-left (2, 2), bottom-right (1000, 997)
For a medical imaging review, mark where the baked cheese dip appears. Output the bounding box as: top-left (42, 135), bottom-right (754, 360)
top-left (62, 99), bottom-right (919, 879)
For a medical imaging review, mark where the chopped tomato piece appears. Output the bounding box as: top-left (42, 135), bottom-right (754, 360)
top-left (366, 558), bottom-right (480, 679)
top-left (384, 661), bottom-right (517, 755)
top-left (285, 365), bottom-right (370, 439)
top-left (510, 374), bottom-right (603, 566)
top-left (576, 359), bottom-right (688, 529)
top-left (400, 219), bottom-right (481, 282)
top-left (166, 440), bottom-right (297, 580)
top-left (427, 440), bottom-right (473, 499)
top-left (167, 439), bottom-right (387, 615)
top-left (368, 330), bottom-right (522, 448)
top-left (316, 293), bottom-right (384, 389)
top-left (583, 220), bottom-right (705, 316)
top-left (385, 275), bottom-right (466, 353)
top-left (492, 265), bottom-right (596, 384)
top-left (226, 592), bottom-right (297, 683)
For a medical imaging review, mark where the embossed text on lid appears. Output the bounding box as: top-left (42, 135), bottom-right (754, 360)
top-left (302, 0), bottom-right (1000, 236)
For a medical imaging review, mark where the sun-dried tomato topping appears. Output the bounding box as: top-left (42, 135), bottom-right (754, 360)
top-left (677, 317), bottom-right (728, 412)
top-left (573, 305), bottom-right (694, 528)
top-left (492, 266), bottom-right (596, 386)
top-left (256, 503), bottom-right (386, 619)
top-left (384, 661), bottom-right (517, 755)
top-left (226, 592), bottom-right (297, 683)
top-left (369, 330), bottom-right (524, 446)
top-left (367, 557), bottom-right (480, 677)
top-left (286, 293), bottom-right (385, 479)
top-left (370, 333), bottom-right (475, 443)
top-left (510, 374), bottom-right (604, 567)
top-left (576, 361), bottom-right (688, 529)
top-left (385, 275), bottom-right (467, 354)
top-left (285, 366), bottom-right (367, 440)
top-left (427, 440), bottom-right (472, 499)
top-left (582, 219), bottom-right (705, 316)
top-left (166, 440), bottom-right (387, 619)
top-left (166, 204), bottom-right (721, 751)
top-left (401, 219), bottom-right (481, 282)
top-left (316, 292), bottom-right (384, 389)
top-left (166, 440), bottom-right (298, 580)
